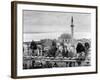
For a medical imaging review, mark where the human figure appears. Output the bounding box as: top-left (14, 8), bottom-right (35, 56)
top-left (53, 62), bottom-right (58, 67)
top-left (45, 61), bottom-right (52, 68)
top-left (62, 46), bottom-right (68, 57)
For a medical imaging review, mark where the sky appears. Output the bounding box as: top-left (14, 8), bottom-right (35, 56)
top-left (23, 10), bottom-right (91, 41)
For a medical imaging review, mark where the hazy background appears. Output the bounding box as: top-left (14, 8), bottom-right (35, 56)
top-left (23, 10), bottom-right (91, 42)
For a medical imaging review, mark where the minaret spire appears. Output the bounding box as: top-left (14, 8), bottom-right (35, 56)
top-left (71, 16), bottom-right (74, 39)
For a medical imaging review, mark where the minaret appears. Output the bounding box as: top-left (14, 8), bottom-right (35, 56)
top-left (71, 16), bottom-right (74, 39)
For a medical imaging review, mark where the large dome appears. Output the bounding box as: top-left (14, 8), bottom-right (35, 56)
top-left (58, 33), bottom-right (72, 40)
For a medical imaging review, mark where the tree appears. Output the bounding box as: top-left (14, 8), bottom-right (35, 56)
top-left (84, 42), bottom-right (90, 57)
top-left (84, 42), bottom-right (90, 50)
top-left (76, 42), bottom-right (85, 53)
top-left (30, 40), bottom-right (37, 53)
top-left (52, 40), bottom-right (56, 46)
top-left (46, 41), bottom-right (57, 57)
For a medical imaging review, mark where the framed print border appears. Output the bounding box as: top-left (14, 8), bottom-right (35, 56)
top-left (11, 1), bottom-right (98, 79)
